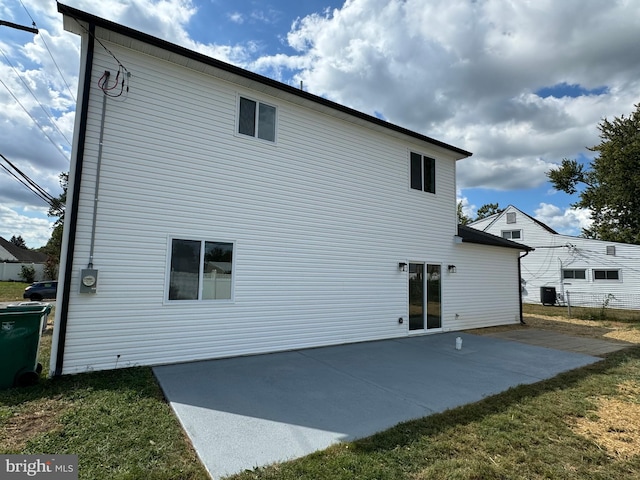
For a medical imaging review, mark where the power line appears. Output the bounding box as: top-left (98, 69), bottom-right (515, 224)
top-left (0, 76), bottom-right (70, 162)
top-left (18, 0), bottom-right (76, 103)
top-left (0, 46), bottom-right (72, 146)
top-left (0, 153), bottom-right (56, 207)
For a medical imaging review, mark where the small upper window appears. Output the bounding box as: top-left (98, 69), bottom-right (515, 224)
top-left (593, 270), bottom-right (620, 281)
top-left (410, 152), bottom-right (435, 193)
top-left (606, 246), bottom-right (616, 256)
top-left (506, 212), bottom-right (516, 224)
top-left (501, 230), bottom-right (522, 240)
top-left (238, 96), bottom-right (276, 142)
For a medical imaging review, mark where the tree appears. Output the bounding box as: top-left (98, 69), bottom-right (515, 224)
top-left (475, 203), bottom-right (503, 220)
top-left (547, 104), bottom-right (640, 244)
top-left (10, 235), bottom-right (27, 249)
top-left (43, 172), bottom-right (68, 273)
top-left (457, 201), bottom-right (472, 225)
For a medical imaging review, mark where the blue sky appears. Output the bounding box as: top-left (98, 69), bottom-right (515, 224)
top-left (1, 0), bottom-right (639, 247)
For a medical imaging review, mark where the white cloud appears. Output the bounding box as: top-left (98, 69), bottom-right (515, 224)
top-left (534, 203), bottom-right (592, 236)
top-left (0, 205), bottom-right (54, 249)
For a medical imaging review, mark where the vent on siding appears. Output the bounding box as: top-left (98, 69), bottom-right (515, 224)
top-left (506, 212), bottom-right (516, 224)
top-left (606, 245), bottom-right (616, 256)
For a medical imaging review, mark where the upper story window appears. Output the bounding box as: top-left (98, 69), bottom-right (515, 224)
top-left (410, 152), bottom-right (435, 193)
top-left (168, 239), bottom-right (234, 301)
top-left (506, 212), bottom-right (516, 224)
top-left (593, 269), bottom-right (620, 281)
top-left (501, 230), bottom-right (522, 240)
top-left (238, 96), bottom-right (276, 142)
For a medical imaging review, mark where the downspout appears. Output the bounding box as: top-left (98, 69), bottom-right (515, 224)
top-left (53, 22), bottom-right (95, 377)
top-left (518, 250), bottom-right (530, 325)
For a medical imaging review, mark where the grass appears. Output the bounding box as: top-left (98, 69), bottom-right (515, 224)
top-left (2, 285), bottom-right (639, 479)
top-left (523, 302), bottom-right (640, 324)
top-left (0, 280), bottom-right (30, 302)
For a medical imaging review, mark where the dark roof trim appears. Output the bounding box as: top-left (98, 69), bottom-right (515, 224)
top-left (57, 2), bottom-right (471, 159)
top-left (457, 225), bottom-right (533, 251)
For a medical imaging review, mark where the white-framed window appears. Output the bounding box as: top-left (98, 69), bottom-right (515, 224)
top-left (506, 212), bottom-right (516, 224)
top-left (238, 96), bottom-right (276, 142)
top-left (501, 230), bottom-right (522, 240)
top-left (593, 269), bottom-right (620, 281)
top-left (410, 152), bottom-right (435, 193)
top-left (167, 238), bottom-right (234, 301)
top-left (563, 269), bottom-right (586, 280)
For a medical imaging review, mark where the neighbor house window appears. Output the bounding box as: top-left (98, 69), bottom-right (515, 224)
top-left (238, 96), bottom-right (276, 142)
top-left (410, 152), bottom-right (435, 193)
top-left (506, 212), bottom-right (516, 224)
top-left (563, 269), bottom-right (586, 280)
top-left (501, 230), bottom-right (522, 240)
top-left (168, 239), bottom-right (234, 300)
top-left (593, 269), bottom-right (620, 281)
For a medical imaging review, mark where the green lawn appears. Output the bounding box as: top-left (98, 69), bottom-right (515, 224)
top-left (0, 281), bottom-right (30, 302)
top-left (2, 289), bottom-right (639, 479)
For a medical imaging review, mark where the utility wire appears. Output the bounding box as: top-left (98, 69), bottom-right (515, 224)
top-left (0, 46), bottom-right (72, 146)
top-left (0, 153), bottom-right (56, 207)
top-left (18, 0), bottom-right (77, 103)
top-left (0, 77), bottom-right (70, 162)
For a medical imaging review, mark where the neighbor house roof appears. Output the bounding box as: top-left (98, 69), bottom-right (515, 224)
top-left (0, 236), bottom-right (48, 263)
top-left (57, 2), bottom-right (472, 160)
top-left (457, 225), bottom-right (533, 251)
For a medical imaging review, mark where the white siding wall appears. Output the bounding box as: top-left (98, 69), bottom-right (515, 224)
top-left (474, 206), bottom-right (640, 309)
top-left (446, 243), bottom-right (522, 330)
top-left (56, 40), bottom-right (471, 374)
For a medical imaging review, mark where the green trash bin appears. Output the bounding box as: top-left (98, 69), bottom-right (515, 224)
top-left (0, 304), bottom-right (51, 389)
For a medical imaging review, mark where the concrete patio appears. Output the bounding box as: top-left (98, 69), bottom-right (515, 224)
top-left (153, 331), bottom-right (612, 479)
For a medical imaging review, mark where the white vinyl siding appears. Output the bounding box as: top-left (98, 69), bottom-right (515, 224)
top-left (55, 38), bottom-right (466, 374)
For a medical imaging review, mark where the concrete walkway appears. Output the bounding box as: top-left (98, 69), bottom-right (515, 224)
top-left (154, 332), bottom-right (603, 479)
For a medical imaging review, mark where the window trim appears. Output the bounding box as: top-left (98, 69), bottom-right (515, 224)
top-left (501, 229), bottom-right (522, 240)
top-left (164, 236), bottom-right (236, 303)
top-left (409, 151), bottom-right (436, 194)
top-left (593, 269), bottom-right (621, 281)
top-left (236, 94), bottom-right (277, 143)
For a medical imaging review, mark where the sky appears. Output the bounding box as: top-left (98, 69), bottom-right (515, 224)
top-left (1, 0), bottom-right (639, 248)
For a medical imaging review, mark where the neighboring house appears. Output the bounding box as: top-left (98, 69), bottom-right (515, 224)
top-left (52, 3), bottom-right (531, 376)
top-left (0, 236), bottom-right (47, 281)
top-left (469, 205), bottom-right (640, 310)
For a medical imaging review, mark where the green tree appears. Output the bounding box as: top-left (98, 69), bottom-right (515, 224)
top-left (547, 104), bottom-right (640, 243)
top-left (43, 172), bottom-right (68, 272)
top-left (475, 203), bottom-right (503, 220)
top-left (10, 235), bottom-right (28, 249)
top-left (457, 201), bottom-right (472, 225)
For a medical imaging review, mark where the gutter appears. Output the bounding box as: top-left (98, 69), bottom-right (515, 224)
top-left (518, 250), bottom-right (530, 325)
top-left (53, 22), bottom-right (95, 376)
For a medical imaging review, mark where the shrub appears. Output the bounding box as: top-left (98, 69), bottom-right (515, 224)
top-left (20, 265), bottom-right (36, 283)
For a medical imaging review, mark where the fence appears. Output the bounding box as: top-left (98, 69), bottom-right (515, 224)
top-left (564, 291), bottom-right (640, 312)
top-left (0, 262), bottom-right (45, 282)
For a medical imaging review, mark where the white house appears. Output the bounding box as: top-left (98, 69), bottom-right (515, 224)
top-left (469, 205), bottom-right (640, 310)
top-left (51, 3), bottom-right (531, 376)
top-left (0, 236), bottom-right (48, 282)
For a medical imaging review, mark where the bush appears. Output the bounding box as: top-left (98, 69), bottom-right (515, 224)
top-left (20, 265), bottom-right (36, 283)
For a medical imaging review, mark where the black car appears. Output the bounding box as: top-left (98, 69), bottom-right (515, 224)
top-left (23, 281), bottom-right (58, 301)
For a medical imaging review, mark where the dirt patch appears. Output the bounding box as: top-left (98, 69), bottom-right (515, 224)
top-left (1, 397), bottom-right (71, 451)
top-left (571, 382), bottom-right (640, 460)
top-left (470, 314), bottom-right (640, 345)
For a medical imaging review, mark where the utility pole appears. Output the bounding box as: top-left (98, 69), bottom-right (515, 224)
top-left (0, 20), bottom-right (38, 34)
